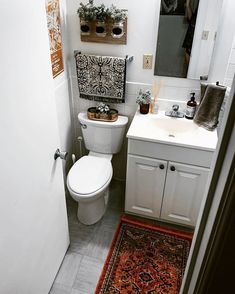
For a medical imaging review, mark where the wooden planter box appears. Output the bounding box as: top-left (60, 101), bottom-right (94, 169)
top-left (80, 16), bottom-right (127, 45)
top-left (87, 107), bottom-right (118, 122)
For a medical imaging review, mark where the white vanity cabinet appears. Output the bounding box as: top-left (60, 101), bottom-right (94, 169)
top-left (125, 138), bottom-right (214, 227)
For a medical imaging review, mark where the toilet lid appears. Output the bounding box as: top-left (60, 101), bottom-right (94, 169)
top-left (67, 156), bottom-right (112, 195)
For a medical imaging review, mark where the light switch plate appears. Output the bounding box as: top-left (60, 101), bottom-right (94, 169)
top-left (143, 54), bottom-right (153, 69)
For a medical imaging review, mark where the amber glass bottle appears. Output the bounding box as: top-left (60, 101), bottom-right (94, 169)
top-left (185, 93), bottom-right (197, 119)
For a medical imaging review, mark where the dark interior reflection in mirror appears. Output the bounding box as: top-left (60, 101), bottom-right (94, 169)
top-left (155, 0), bottom-right (199, 78)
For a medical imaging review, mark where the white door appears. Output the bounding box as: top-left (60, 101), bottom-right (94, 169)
top-left (0, 1), bottom-right (69, 293)
top-left (161, 162), bottom-right (209, 226)
top-left (125, 155), bottom-right (167, 218)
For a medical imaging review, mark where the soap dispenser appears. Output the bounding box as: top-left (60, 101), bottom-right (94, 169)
top-left (185, 92), bottom-right (197, 119)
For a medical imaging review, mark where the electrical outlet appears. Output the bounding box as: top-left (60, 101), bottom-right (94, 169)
top-left (143, 54), bottom-right (153, 69)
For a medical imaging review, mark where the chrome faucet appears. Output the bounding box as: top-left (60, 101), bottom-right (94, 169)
top-left (165, 104), bottom-right (184, 118)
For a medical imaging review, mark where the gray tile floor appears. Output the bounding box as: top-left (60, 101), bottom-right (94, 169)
top-left (50, 179), bottom-right (125, 294)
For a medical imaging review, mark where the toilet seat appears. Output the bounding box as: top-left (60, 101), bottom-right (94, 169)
top-left (67, 156), bottom-right (112, 197)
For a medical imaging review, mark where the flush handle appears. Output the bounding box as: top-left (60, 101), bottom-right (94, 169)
top-left (159, 164), bottom-right (165, 170)
top-left (170, 166), bottom-right (176, 171)
top-left (80, 123), bottom-right (87, 129)
top-left (54, 149), bottom-right (68, 160)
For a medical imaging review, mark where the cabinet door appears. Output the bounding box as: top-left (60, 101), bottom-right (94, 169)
top-left (125, 155), bottom-right (167, 218)
top-left (161, 162), bottom-right (209, 226)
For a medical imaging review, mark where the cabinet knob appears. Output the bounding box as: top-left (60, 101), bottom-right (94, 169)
top-left (170, 166), bottom-right (176, 171)
top-left (159, 164), bottom-right (165, 170)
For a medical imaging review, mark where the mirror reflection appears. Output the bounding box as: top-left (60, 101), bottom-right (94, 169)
top-left (155, 0), bottom-right (199, 78)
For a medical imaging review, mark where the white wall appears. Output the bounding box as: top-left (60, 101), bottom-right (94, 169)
top-left (67, 0), bottom-right (201, 85)
top-left (208, 0), bottom-right (235, 84)
top-left (66, 0), bottom-right (201, 179)
top-left (208, 0), bottom-right (235, 135)
top-left (224, 37), bottom-right (235, 88)
top-left (65, 0), bottom-right (235, 179)
top-left (68, 0), bottom-right (158, 83)
top-left (188, 0), bottom-right (223, 79)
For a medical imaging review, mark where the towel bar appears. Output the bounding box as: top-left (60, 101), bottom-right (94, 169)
top-left (74, 51), bottom-right (134, 63)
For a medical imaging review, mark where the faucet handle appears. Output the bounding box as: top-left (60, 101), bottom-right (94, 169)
top-left (172, 104), bottom-right (179, 112)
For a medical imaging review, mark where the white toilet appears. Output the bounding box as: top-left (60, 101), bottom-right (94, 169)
top-left (67, 112), bottom-right (128, 225)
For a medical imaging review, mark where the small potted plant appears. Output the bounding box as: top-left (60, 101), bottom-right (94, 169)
top-left (136, 89), bottom-right (152, 114)
top-left (94, 4), bottom-right (109, 36)
top-left (77, 0), bottom-right (95, 35)
top-left (109, 5), bottom-right (127, 38)
top-left (97, 102), bottom-right (110, 119)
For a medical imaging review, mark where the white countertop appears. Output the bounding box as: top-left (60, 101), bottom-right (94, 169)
top-left (127, 111), bottom-right (218, 151)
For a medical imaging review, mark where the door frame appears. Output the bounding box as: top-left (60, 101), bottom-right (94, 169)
top-left (180, 76), bottom-right (235, 293)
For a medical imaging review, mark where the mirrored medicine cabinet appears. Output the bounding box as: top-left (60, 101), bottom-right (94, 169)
top-left (154, 0), bottom-right (224, 80)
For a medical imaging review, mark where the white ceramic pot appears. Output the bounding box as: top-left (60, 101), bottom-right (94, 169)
top-left (80, 19), bottom-right (91, 35)
top-left (95, 21), bottom-right (106, 37)
top-left (111, 21), bottom-right (124, 38)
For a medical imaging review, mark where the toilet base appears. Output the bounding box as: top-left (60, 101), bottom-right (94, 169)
top-left (77, 189), bottom-right (109, 225)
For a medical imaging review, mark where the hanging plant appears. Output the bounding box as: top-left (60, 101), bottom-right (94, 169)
top-left (94, 4), bottom-right (109, 36)
top-left (109, 5), bottom-right (127, 23)
top-left (94, 4), bottom-right (109, 22)
top-left (77, 0), bottom-right (95, 35)
top-left (109, 5), bottom-right (127, 38)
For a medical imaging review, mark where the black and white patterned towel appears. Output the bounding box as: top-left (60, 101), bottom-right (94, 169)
top-left (74, 51), bottom-right (126, 103)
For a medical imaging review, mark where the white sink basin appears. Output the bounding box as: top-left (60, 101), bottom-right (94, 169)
top-left (149, 116), bottom-right (198, 135)
top-left (127, 111), bottom-right (217, 151)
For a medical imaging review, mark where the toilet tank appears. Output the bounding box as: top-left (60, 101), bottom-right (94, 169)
top-left (78, 112), bottom-right (128, 154)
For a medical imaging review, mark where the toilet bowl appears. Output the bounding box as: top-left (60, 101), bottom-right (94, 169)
top-left (67, 154), bottom-right (113, 225)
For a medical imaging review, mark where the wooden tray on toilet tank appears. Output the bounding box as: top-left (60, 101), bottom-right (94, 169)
top-left (87, 107), bottom-right (118, 122)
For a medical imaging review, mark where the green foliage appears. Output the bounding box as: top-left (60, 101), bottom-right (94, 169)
top-left (94, 4), bottom-right (109, 21)
top-left (77, 0), bottom-right (95, 21)
top-left (136, 89), bottom-right (152, 105)
top-left (77, 2), bottom-right (127, 23)
top-left (97, 103), bottom-right (110, 114)
top-left (109, 5), bottom-right (127, 22)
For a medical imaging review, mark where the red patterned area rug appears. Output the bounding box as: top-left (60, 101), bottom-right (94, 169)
top-left (95, 216), bottom-right (193, 294)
